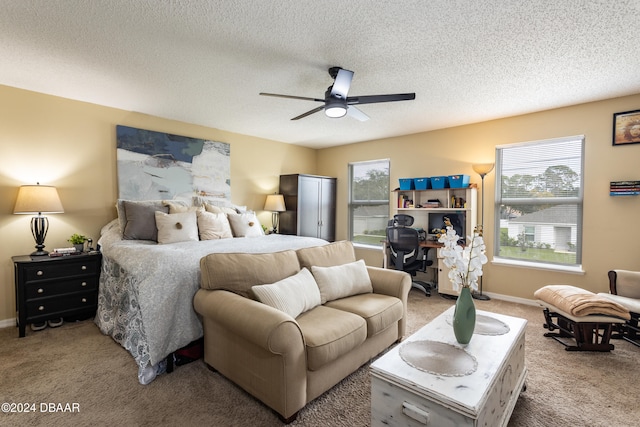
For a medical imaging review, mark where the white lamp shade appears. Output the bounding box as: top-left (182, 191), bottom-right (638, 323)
top-left (14, 184), bottom-right (64, 214)
top-left (264, 194), bottom-right (286, 212)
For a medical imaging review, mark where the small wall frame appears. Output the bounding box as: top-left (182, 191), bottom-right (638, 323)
top-left (612, 109), bottom-right (640, 146)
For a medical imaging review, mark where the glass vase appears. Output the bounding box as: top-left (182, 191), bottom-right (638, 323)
top-left (453, 286), bottom-right (476, 345)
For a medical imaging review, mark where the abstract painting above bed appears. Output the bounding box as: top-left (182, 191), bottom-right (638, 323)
top-left (116, 125), bottom-right (230, 203)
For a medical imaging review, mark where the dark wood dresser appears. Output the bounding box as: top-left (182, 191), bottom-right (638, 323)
top-left (13, 252), bottom-right (102, 337)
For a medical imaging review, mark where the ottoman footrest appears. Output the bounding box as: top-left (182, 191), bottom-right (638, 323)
top-left (537, 300), bottom-right (626, 351)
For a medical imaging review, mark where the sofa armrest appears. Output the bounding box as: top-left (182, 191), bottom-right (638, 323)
top-left (367, 266), bottom-right (411, 339)
top-left (193, 289), bottom-right (304, 354)
top-left (367, 266), bottom-right (411, 299)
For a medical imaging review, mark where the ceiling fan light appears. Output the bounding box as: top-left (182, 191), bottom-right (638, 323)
top-left (325, 105), bottom-right (347, 118)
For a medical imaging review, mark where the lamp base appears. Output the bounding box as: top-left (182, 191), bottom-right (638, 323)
top-left (30, 249), bottom-right (49, 257)
top-left (472, 292), bottom-right (491, 301)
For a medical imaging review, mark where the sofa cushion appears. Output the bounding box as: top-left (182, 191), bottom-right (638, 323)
top-left (311, 259), bottom-right (372, 304)
top-left (296, 240), bottom-right (356, 269)
top-left (200, 250), bottom-right (300, 298)
top-left (252, 268), bottom-right (321, 318)
top-left (326, 294), bottom-right (404, 338)
top-left (296, 305), bottom-right (367, 371)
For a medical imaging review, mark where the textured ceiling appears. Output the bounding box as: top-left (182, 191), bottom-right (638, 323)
top-left (1, 1), bottom-right (640, 149)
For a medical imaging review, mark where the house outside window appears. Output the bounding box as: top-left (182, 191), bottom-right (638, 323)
top-left (349, 159), bottom-right (390, 248)
top-left (495, 136), bottom-right (584, 268)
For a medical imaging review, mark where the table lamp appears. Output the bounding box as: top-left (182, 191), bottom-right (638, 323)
top-left (471, 163), bottom-right (494, 300)
top-left (264, 193), bottom-right (286, 233)
top-left (13, 183), bottom-right (64, 256)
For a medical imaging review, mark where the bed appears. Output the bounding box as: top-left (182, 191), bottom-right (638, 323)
top-left (95, 210), bottom-right (327, 385)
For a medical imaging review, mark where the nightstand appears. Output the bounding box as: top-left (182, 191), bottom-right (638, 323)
top-left (13, 252), bottom-right (102, 337)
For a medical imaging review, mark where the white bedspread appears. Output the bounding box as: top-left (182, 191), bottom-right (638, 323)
top-left (95, 220), bottom-right (327, 383)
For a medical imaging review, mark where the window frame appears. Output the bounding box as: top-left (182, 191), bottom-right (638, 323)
top-left (348, 159), bottom-right (390, 249)
top-left (494, 135), bottom-right (585, 271)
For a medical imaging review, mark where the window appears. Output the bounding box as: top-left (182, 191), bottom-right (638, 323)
top-left (495, 136), bottom-right (584, 267)
top-left (349, 159), bottom-right (390, 248)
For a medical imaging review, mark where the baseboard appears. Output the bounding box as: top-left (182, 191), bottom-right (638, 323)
top-left (483, 292), bottom-right (539, 307)
top-left (0, 317), bottom-right (16, 329)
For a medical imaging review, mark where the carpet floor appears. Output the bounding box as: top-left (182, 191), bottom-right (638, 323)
top-left (1, 289), bottom-right (638, 426)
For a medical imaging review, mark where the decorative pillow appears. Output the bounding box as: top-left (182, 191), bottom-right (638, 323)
top-left (311, 259), bottom-right (372, 304)
top-left (196, 210), bottom-right (233, 240)
top-left (203, 203), bottom-right (237, 215)
top-left (163, 200), bottom-right (203, 214)
top-left (119, 200), bottom-right (169, 241)
top-left (252, 268), bottom-right (321, 318)
top-left (154, 211), bottom-right (199, 244)
top-left (227, 212), bottom-right (264, 237)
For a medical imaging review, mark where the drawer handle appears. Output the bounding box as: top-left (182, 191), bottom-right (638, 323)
top-left (81, 298), bottom-right (87, 303)
top-left (81, 282), bottom-right (87, 287)
top-left (37, 288), bottom-right (44, 294)
top-left (81, 265), bottom-right (87, 271)
top-left (37, 270), bottom-right (44, 276)
top-left (402, 402), bottom-right (430, 425)
top-left (38, 305), bottom-right (45, 311)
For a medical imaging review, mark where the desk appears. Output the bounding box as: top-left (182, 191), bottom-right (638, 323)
top-left (371, 306), bottom-right (527, 426)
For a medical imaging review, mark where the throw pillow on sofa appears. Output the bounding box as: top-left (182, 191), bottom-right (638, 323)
top-left (311, 259), bottom-right (373, 304)
top-left (252, 268), bottom-right (321, 318)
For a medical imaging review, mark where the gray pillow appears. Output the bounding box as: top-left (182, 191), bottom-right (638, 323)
top-left (121, 200), bottom-right (168, 241)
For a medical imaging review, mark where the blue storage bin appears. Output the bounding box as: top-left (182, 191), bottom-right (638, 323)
top-left (448, 174), bottom-right (470, 188)
top-left (430, 176), bottom-right (448, 189)
top-left (399, 178), bottom-right (414, 190)
top-left (414, 177), bottom-right (430, 190)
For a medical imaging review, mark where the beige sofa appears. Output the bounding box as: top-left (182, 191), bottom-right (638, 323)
top-left (193, 240), bottom-right (411, 423)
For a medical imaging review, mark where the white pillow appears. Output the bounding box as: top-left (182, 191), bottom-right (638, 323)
top-left (252, 268), bottom-right (321, 318)
top-left (311, 259), bottom-right (373, 304)
top-left (163, 200), bottom-right (204, 214)
top-left (154, 211), bottom-right (199, 244)
top-left (227, 212), bottom-right (264, 237)
top-left (203, 202), bottom-right (237, 215)
top-left (197, 210), bottom-right (233, 240)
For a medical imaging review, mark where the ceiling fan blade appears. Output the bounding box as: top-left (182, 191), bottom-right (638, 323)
top-left (330, 68), bottom-right (354, 99)
top-left (260, 92), bottom-right (324, 102)
top-left (347, 106), bottom-right (369, 122)
top-left (347, 93), bottom-right (416, 105)
top-left (291, 105), bottom-right (325, 120)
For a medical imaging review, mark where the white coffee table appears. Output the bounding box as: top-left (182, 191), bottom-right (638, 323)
top-left (371, 306), bottom-right (527, 427)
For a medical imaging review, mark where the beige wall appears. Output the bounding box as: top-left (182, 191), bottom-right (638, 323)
top-left (317, 93), bottom-right (640, 300)
top-left (0, 85), bottom-right (316, 323)
top-left (2, 83), bottom-right (639, 322)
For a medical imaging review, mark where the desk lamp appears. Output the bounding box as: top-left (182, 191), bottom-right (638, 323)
top-left (264, 194), bottom-right (286, 233)
top-left (471, 163), bottom-right (494, 300)
top-left (13, 183), bottom-right (64, 256)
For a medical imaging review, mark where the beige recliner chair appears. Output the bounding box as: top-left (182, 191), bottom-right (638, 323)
top-left (599, 270), bottom-right (640, 346)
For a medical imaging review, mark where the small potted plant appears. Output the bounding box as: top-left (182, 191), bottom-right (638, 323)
top-left (68, 233), bottom-right (88, 252)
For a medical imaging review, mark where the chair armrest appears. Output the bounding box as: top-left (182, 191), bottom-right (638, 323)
top-left (193, 289), bottom-right (304, 354)
top-left (609, 270), bottom-right (640, 299)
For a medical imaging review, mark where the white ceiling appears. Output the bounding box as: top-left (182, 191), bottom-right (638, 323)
top-left (2, 1), bottom-right (640, 149)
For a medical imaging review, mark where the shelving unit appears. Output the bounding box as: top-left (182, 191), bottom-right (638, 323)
top-left (391, 186), bottom-right (477, 296)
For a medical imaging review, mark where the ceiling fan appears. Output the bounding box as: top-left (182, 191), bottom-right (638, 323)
top-left (260, 67), bottom-right (415, 121)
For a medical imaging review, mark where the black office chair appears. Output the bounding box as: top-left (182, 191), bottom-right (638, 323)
top-left (386, 215), bottom-right (433, 296)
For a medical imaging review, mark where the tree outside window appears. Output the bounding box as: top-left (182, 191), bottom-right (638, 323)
top-left (349, 160), bottom-right (390, 247)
